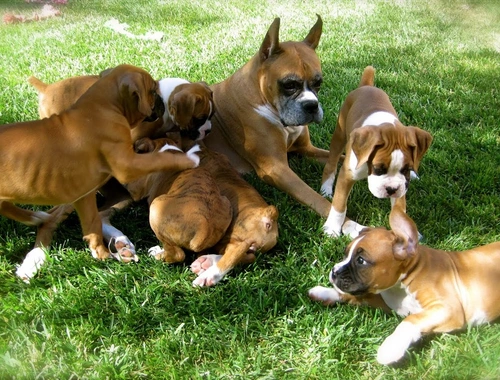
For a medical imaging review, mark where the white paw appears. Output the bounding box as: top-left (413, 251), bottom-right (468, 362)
top-left (192, 265), bottom-right (222, 287)
top-left (108, 235), bottom-right (138, 262)
top-left (323, 207), bottom-right (345, 237)
top-left (148, 245), bottom-right (164, 259)
top-left (376, 321), bottom-right (421, 365)
top-left (308, 286), bottom-right (341, 305)
top-left (410, 170), bottom-right (419, 180)
top-left (190, 254), bottom-right (222, 275)
top-left (320, 177), bottom-right (334, 198)
top-left (15, 247), bottom-right (47, 283)
top-left (342, 220), bottom-right (367, 239)
top-left (159, 143), bottom-right (182, 152)
top-left (186, 144), bottom-right (201, 167)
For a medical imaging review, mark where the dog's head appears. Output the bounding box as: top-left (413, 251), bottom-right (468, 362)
top-left (329, 205), bottom-right (419, 296)
top-left (257, 15), bottom-right (324, 126)
top-left (349, 124), bottom-right (433, 199)
top-left (167, 81), bottom-right (214, 141)
top-left (101, 64), bottom-right (160, 127)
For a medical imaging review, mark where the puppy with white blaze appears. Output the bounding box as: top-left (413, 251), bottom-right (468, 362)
top-left (321, 66), bottom-right (433, 238)
top-left (309, 205), bottom-right (500, 365)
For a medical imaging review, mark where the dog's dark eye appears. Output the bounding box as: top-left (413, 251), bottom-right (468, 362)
top-left (400, 165), bottom-right (412, 176)
top-left (280, 79), bottom-right (300, 95)
top-left (356, 256), bottom-right (367, 265)
top-left (310, 77), bottom-right (323, 92)
top-left (372, 166), bottom-right (386, 176)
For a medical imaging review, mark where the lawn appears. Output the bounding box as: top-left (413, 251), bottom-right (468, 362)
top-left (0, 0), bottom-right (499, 378)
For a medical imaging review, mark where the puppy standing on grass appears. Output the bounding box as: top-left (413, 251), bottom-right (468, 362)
top-left (23, 71), bottom-right (213, 275)
top-left (321, 66), bottom-right (433, 238)
top-left (309, 205), bottom-right (500, 365)
top-left (3, 64), bottom-right (200, 282)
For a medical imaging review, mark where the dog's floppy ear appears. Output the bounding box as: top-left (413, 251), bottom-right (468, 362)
top-left (389, 204), bottom-right (419, 260)
top-left (260, 17), bottom-right (281, 61)
top-left (120, 72), bottom-right (153, 117)
top-left (99, 67), bottom-right (115, 78)
top-left (350, 127), bottom-right (382, 169)
top-left (406, 127), bottom-right (433, 173)
top-left (303, 14), bottom-right (322, 49)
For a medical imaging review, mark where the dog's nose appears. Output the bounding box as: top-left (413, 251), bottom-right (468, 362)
top-left (386, 186), bottom-right (399, 196)
top-left (302, 99), bottom-right (319, 113)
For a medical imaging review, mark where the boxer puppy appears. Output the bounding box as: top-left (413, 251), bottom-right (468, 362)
top-left (204, 15), bottom-right (332, 218)
top-left (129, 137), bottom-right (233, 265)
top-left (28, 74), bottom-right (99, 118)
top-left (321, 66), bottom-right (432, 238)
top-left (28, 74), bottom-right (213, 141)
top-left (309, 205), bottom-right (500, 365)
top-left (4, 64), bottom-right (200, 282)
top-left (132, 137), bottom-right (279, 287)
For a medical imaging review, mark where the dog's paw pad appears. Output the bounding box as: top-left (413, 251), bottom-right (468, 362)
top-left (190, 254), bottom-right (222, 275)
top-left (109, 236), bottom-right (138, 263)
top-left (148, 245), bottom-right (164, 260)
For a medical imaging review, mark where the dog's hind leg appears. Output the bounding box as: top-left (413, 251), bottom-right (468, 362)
top-left (15, 204), bottom-right (74, 282)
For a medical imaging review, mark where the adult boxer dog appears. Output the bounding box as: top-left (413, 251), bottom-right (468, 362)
top-left (4, 64), bottom-right (200, 282)
top-left (204, 15), bottom-right (332, 218)
top-left (321, 66), bottom-right (432, 238)
top-left (308, 205), bottom-right (500, 365)
top-left (128, 137), bottom-right (279, 287)
top-left (28, 73), bottom-right (213, 141)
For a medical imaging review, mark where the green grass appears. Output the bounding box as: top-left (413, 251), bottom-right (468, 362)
top-left (1, 0), bottom-right (499, 378)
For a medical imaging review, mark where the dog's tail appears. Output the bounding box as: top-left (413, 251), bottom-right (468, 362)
top-left (359, 66), bottom-right (375, 87)
top-left (27, 76), bottom-right (48, 93)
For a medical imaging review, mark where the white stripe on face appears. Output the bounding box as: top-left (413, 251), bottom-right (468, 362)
top-left (333, 235), bottom-right (365, 272)
top-left (368, 149), bottom-right (407, 198)
top-left (362, 111), bottom-right (398, 127)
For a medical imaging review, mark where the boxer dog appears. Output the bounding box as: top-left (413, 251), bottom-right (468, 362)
top-left (130, 137), bottom-right (279, 287)
top-left (28, 73), bottom-right (213, 141)
top-left (321, 66), bottom-right (433, 238)
top-left (204, 15), bottom-right (332, 218)
top-left (5, 64), bottom-right (201, 282)
top-left (309, 205), bottom-right (500, 365)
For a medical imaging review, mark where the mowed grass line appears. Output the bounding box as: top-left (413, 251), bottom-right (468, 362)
top-left (0, 0), bottom-right (499, 378)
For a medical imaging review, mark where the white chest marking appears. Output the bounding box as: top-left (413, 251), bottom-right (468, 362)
top-left (254, 104), bottom-right (282, 126)
top-left (381, 282), bottom-right (422, 317)
top-left (159, 78), bottom-right (190, 122)
top-left (362, 111), bottom-right (398, 127)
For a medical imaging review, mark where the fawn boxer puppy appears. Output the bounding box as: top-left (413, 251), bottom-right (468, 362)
top-left (321, 66), bottom-right (432, 238)
top-left (132, 137), bottom-right (279, 287)
top-left (6, 64), bottom-right (200, 282)
top-left (204, 15), bottom-right (332, 217)
top-left (128, 137), bottom-right (233, 266)
top-left (309, 205), bottom-right (500, 365)
top-left (28, 73), bottom-right (213, 141)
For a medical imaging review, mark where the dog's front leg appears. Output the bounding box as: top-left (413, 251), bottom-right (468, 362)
top-left (73, 193), bottom-right (109, 260)
top-left (192, 240), bottom-right (251, 287)
top-left (255, 160), bottom-right (331, 218)
top-left (376, 307), bottom-right (462, 365)
top-left (323, 166), bottom-right (355, 237)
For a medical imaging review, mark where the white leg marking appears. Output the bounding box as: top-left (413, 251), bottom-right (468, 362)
top-left (148, 245), bottom-right (164, 259)
top-left (159, 143), bottom-right (182, 152)
top-left (377, 321), bottom-right (421, 365)
top-left (308, 286), bottom-right (342, 304)
top-left (320, 175), bottom-right (335, 198)
top-left (323, 207), bottom-right (346, 237)
top-left (15, 247), bottom-right (47, 283)
top-left (186, 144), bottom-right (201, 166)
top-left (192, 264), bottom-right (224, 287)
top-left (342, 220), bottom-right (367, 239)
